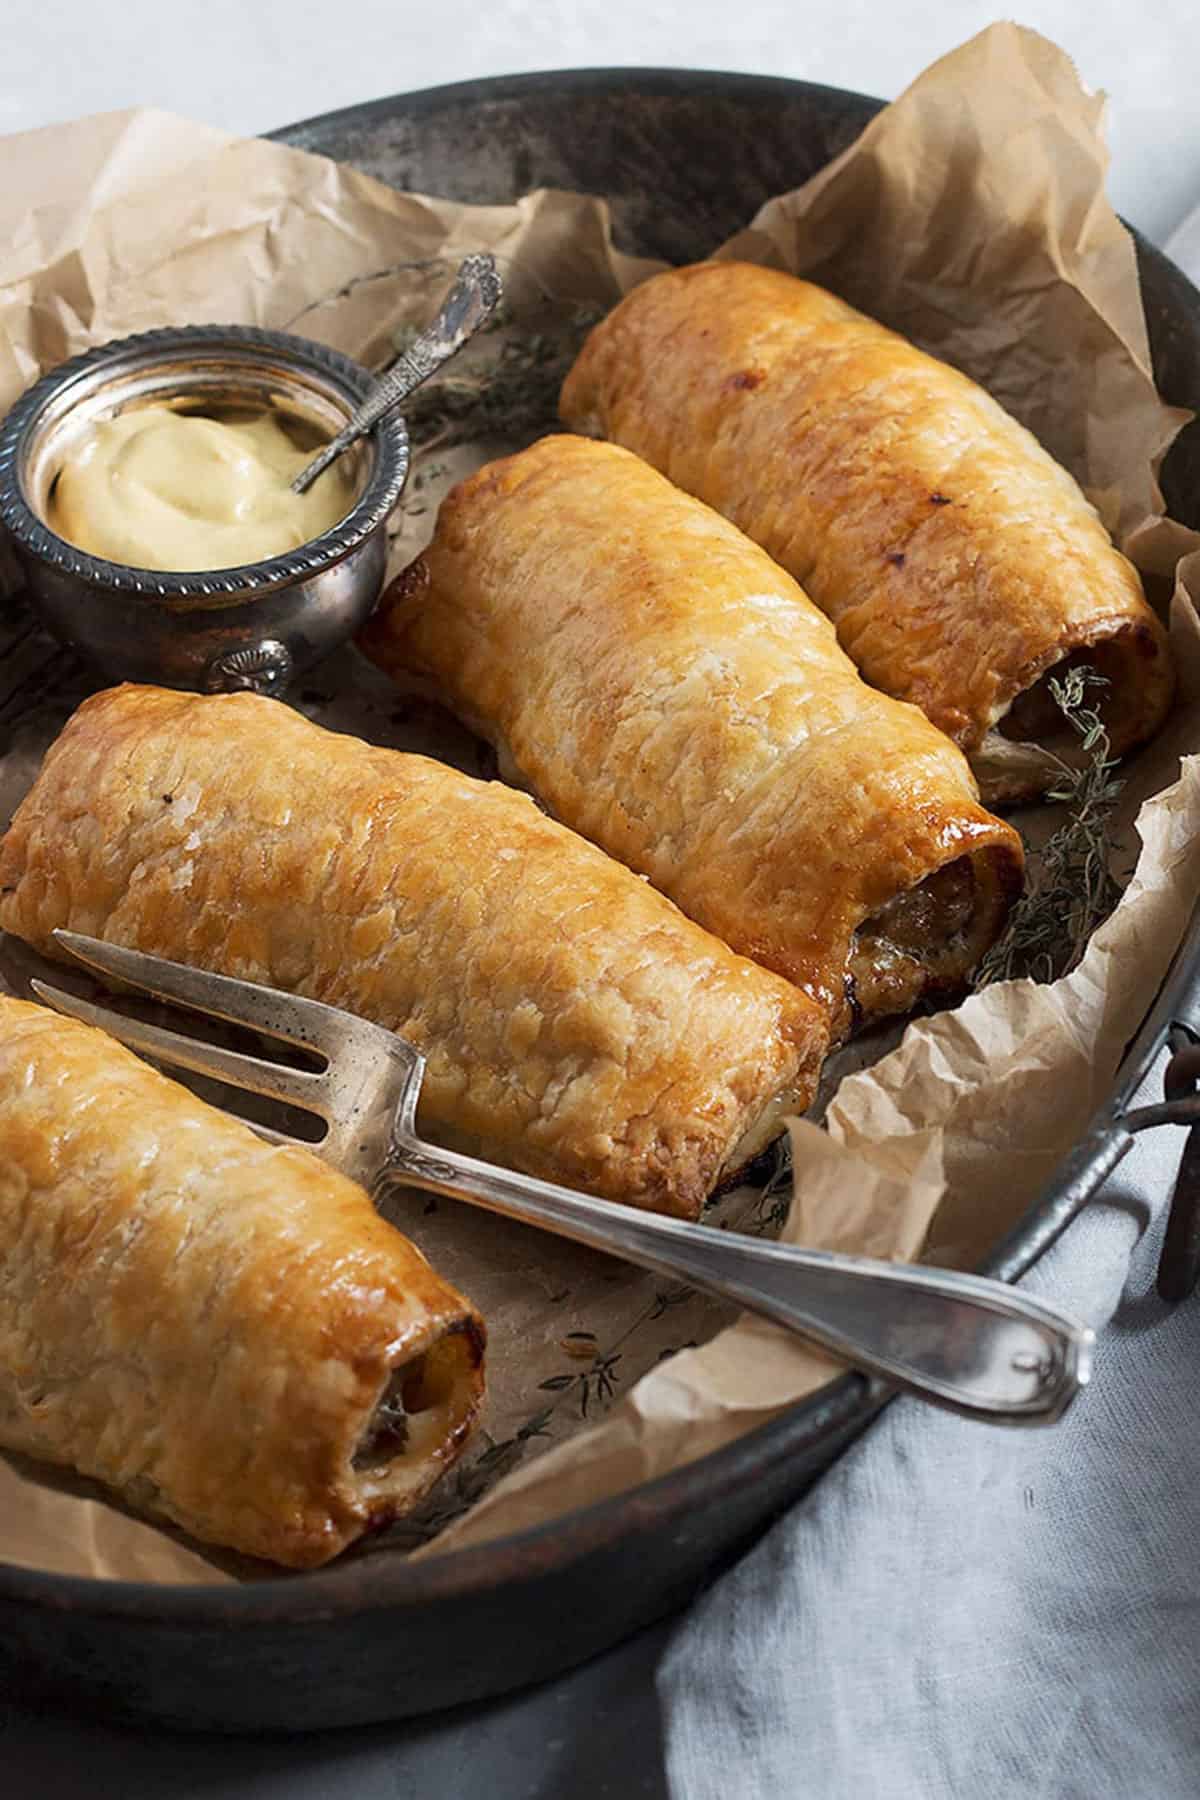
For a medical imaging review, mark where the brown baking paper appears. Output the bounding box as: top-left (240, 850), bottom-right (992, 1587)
top-left (2, 20), bottom-right (1200, 1582)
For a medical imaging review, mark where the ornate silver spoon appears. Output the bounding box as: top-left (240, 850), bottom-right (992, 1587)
top-left (291, 251), bottom-right (503, 494)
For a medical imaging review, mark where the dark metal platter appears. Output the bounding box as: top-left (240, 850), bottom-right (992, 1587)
top-left (3, 68), bottom-right (1200, 1734)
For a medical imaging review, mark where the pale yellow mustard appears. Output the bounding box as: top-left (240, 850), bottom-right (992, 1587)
top-left (47, 402), bottom-right (355, 572)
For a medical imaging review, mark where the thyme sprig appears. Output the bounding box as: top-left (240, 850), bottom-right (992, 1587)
top-left (538, 1349), bottom-right (622, 1418)
top-left (379, 1408), bottom-right (555, 1548)
top-left (390, 299), bottom-right (604, 454)
top-left (973, 668), bottom-right (1125, 988)
top-left (748, 1134), bottom-right (795, 1237)
top-left (649, 1283), bottom-right (697, 1320)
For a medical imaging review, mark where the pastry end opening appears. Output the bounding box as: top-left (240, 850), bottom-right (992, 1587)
top-left (976, 624), bottom-right (1172, 806)
top-left (850, 843), bottom-right (1021, 1021)
top-left (353, 1324), bottom-right (484, 1479)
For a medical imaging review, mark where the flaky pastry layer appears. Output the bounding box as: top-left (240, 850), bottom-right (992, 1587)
top-left (0, 995), bottom-right (484, 1569)
top-left (0, 686), bottom-right (824, 1219)
top-left (559, 261), bottom-right (1173, 804)
top-left (360, 435), bottom-right (1023, 1031)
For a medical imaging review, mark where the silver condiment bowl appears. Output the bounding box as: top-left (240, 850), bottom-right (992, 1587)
top-left (0, 324), bottom-right (410, 694)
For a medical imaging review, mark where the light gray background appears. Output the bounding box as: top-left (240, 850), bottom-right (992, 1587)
top-left (3, 4), bottom-right (1200, 1794)
top-left (5, 0), bottom-right (1200, 246)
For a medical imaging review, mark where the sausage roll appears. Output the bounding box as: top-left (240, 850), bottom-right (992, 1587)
top-left (359, 435), bottom-right (1024, 1033)
top-left (0, 685), bottom-right (824, 1219)
top-left (559, 261), bottom-right (1174, 804)
top-left (0, 994), bottom-right (484, 1569)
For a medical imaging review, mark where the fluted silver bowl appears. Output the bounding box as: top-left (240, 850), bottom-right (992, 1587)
top-left (0, 323), bottom-right (410, 694)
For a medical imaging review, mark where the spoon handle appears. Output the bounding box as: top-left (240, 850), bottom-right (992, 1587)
top-left (292, 252), bottom-right (503, 494)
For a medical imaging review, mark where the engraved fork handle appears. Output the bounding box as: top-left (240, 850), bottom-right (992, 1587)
top-left (378, 1139), bottom-right (1093, 1426)
top-left (291, 252), bottom-right (503, 494)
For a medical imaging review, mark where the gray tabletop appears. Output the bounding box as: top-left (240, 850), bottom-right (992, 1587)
top-left (2, 1619), bottom-right (672, 1797)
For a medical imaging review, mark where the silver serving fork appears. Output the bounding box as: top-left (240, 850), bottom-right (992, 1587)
top-left (34, 929), bottom-right (1094, 1426)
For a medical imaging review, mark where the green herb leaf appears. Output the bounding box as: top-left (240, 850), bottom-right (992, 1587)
top-left (973, 668), bottom-right (1125, 989)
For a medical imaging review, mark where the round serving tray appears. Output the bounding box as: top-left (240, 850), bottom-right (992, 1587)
top-left (3, 68), bottom-right (1200, 1734)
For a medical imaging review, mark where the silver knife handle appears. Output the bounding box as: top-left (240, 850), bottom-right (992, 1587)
top-left (379, 1137), bottom-right (1093, 1426)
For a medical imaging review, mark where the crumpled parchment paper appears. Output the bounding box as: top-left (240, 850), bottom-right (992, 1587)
top-left (1, 22), bottom-right (1198, 1579)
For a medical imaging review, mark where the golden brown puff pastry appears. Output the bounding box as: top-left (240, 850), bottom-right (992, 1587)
top-left (559, 261), bottom-right (1173, 806)
top-left (359, 435), bottom-right (1024, 1033)
top-left (0, 686), bottom-right (824, 1220)
top-left (0, 994), bottom-right (484, 1570)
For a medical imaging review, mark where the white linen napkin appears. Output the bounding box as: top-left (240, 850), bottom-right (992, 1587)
top-left (658, 1050), bottom-right (1200, 1798)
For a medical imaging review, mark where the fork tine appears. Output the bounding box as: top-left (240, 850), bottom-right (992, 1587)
top-left (51, 930), bottom-right (343, 1056)
top-left (31, 978), bottom-right (330, 1114)
top-left (240, 1120), bottom-right (314, 1151)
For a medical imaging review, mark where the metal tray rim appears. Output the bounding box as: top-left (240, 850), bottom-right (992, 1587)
top-left (2, 62), bottom-right (1197, 1634)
